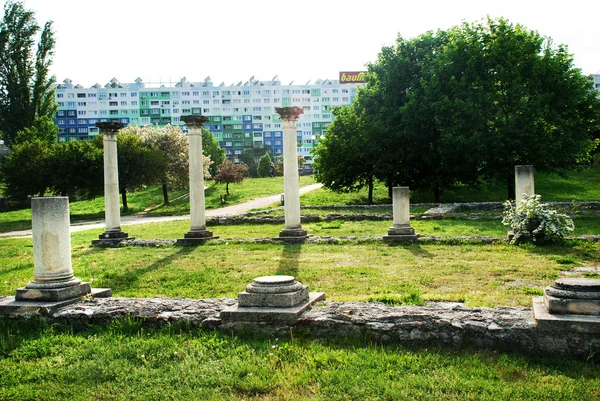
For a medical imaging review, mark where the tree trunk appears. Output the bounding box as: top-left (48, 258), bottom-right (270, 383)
top-left (433, 186), bottom-right (442, 203)
top-left (121, 189), bottom-right (129, 212)
top-left (387, 175), bottom-right (393, 198)
top-left (162, 181), bottom-right (170, 205)
top-left (507, 175), bottom-right (515, 201)
top-left (367, 175), bottom-right (374, 205)
top-left (225, 182), bottom-right (229, 195)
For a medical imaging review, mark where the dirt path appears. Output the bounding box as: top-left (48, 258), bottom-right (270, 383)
top-left (0, 183), bottom-right (323, 238)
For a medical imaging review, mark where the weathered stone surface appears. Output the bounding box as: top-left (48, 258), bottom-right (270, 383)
top-left (15, 282), bottom-right (91, 302)
top-left (543, 278), bottom-right (600, 316)
top-left (533, 296), bottom-right (600, 333)
top-left (238, 286), bottom-right (309, 308)
top-left (221, 292), bottom-right (325, 322)
top-left (3, 297), bottom-right (600, 359)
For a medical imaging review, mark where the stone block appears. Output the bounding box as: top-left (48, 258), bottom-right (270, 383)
top-left (543, 278), bottom-right (600, 316)
top-left (383, 234), bottom-right (418, 243)
top-left (0, 288), bottom-right (111, 317)
top-left (220, 292), bottom-right (326, 322)
top-left (238, 286), bottom-right (309, 308)
top-left (533, 296), bottom-right (600, 334)
top-left (15, 282), bottom-right (92, 302)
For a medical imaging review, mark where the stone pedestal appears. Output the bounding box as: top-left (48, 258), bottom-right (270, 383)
top-left (383, 187), bottom-right (417, 243)
top-left (274, 108), bottom-right (307, 243)
top-left (12, 197), bottom-right (111, 304)
top-left (533, 278), bottom-right (600, 334)
top-left (93, 122), bottom-right (132, 246)
top-left (515, 165), bottom-right (535, 202)
top-left (221, 275), bottom-right (325, 322)
top-left (176, 116), bottom-right (218, 245)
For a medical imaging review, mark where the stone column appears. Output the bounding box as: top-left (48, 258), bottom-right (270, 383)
top-left (176, 115), bottom-right (217, 245)
top-left (92, 122), bottom-right (131, 246)
top-left (383, 187), bottom-right (417, 242)
top-left (275, 107), bottom-right (307, 242)
top-left (515, 165), bottom-right (535, 202)
top-left (15, 197), bottom-right (91, 301)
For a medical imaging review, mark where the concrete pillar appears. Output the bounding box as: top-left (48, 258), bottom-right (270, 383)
top-left (383, 187), bottom-right (417, 242)
top-left (15, 197), bottom-right (91, 301)
top-left (515, 165), bottom-right (535, 202)
top-left (176, 115), bottom-right (216, 245)
top-left (92, 122), bottom-right (130, 245)
top-left (275, 107), bottom-right (307, 241)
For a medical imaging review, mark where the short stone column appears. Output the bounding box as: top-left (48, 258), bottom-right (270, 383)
top-left (515, 165), bottom-right (535, 202)
top-left (275, 107), bottom-right (307, 242)
top-left (533, 278), bottom-right (600, 334)
top-left (383, 187), bottom-right (417, 242)
top-left (176, 115), bottom-right (217, 245)
top-left (15, 197), bottom-right (101, 302)
top-left (92, 122), bottom-right (132, 246)
top-left (220, 275), bottom-right (326, 322)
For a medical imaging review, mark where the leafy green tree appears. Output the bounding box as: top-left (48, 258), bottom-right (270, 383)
top-left (257, 152), bottom-right (274, 178)
top-left (430, 18), bottom-right (600, 199)
top-left (14, 116), bottom-right (58, 145)
top-left (0, 1), bottom-right (57, 147)
top-left (201, 128), bottom-right (225, 177)
top-left (94, 132), bottom-right (163, 212)
top-left (314, 105), bottom-right (379, 204)
top-left (238, 147), bottom-right (268, 178)
top-left (214, 159), bottom-right (248, 197)
top-left (0, 139), bottom-right (51, 204)
top-left (47, 140), bottom-right (103, 199)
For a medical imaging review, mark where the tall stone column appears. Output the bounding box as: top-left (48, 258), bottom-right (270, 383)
top-left (92, 122), bottom-right (131, 246)
top-left (515, 165), bottom-right (535, 202)
top-left (15, 197), bottom-right (91, 301)
top-left (176, 115), bottom-right (217, 245)
top-left (383, 187), bottom-right (417, 243)
top-left (275, 107), bottom-right (307, 242)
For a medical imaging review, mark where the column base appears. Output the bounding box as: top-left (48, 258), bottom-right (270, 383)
top-left (15, 281), bottom-right (92, 302)
top-left (1, 288), bottom-right (112, 317)
top-left (383, 225), bottom-right (418, 243)
top-left (274, 227), bottom-right (308, 244)
top-left (92, 230), bottom-right (133, 247)
top-left (175, 229), bottom-right (219, 246)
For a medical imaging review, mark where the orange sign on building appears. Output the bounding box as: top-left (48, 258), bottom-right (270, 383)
top-left (339, 71), bottom-right (368, 84)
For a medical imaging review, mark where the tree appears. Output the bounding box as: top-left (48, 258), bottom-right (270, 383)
top-left (429, 18), bottom-right (600, 199)
top-left (93, 132), bottom-right (163, 212)
top-left (47, 140), bottom-right (103, 199)
top-left (214, 159), bottom-right (248, 197)
top-left (257, 152), bottom-right (274, 178)
top-left (313, 105), bottom-right (379, 204)
top-left (201, 128), bottom-right (225, 177)
top-left (0, 1), bottom-right (57, 147)
top-left (238, 147), bottom-right (268, 178)
top-left (137, 124), bottom-right (189, 205)
top-left (0, 139), bottom-right (51, 204)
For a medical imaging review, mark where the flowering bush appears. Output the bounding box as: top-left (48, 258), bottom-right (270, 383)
top-left (502, 194), bottom-right (574, 244)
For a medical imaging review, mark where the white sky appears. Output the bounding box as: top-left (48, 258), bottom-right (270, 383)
top-left (4, 0), bottom-right (599, 87)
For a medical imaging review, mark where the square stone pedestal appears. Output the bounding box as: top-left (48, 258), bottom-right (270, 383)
top-left (175, 229), bottom-right (219, 246)
top-left (383, 225), bottom-right (418, 243)
top-left (273, 227), bottom-right (309, 244)
top-left (92, 230), bottom-right (133, 247)
top-left (533, 296), bottom-right (600, 334)
top-left (0, 288), bottom-right (112, 317)
top-left (221, 292), bottom-right (326, 322)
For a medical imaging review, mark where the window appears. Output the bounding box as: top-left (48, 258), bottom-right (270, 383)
top-left (253, 132), bottom-right (262, 138)
top-left (151, 101), bottom-right (159, 105)
top-left (182, 91), bottom-right (190, 96)
top-left (225, 141), bottom-right (232, 146)
top-left (77, 93), bottom-right (86, 98)
top-left (275, 140), bottom-right (282, 145)
top-left (202, 91), bottom-right (209, 96)
top-left (77, 102), bottom-right (86, 106)
top-left (78, 110), bottom-right (86, 115)
top-left (192, 91), bottom-right (199, 96)
top-left (253, 107), bottom-right (261, 112)
top-left (88, 93), bottom-right (97, 98)
top-left (57, 93), bottom-right (64, 98)
top-left (130, 92), bottom-right (137, 97)
top-left (67, 102), bottom-right (75, 107)
top-left (120, 101), bottom-right (127, 106)
top-left (109, 101), bottom-right (118, 106)
top-left (131, 101), bottom-right (138, 106)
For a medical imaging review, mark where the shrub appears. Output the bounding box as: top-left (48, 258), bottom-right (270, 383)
top-left (502, 194), bottom-right (574, 244)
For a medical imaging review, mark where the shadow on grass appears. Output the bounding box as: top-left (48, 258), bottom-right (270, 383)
top-left (96, 246), bottom-right (196, 294)
top-left (276, 243), bottom-right (301, 277)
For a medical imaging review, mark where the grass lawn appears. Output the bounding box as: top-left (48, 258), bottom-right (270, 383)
top-left (0, 176), bottom-right (315, 233)
top-left (1, 320), bottom-right (598, 401)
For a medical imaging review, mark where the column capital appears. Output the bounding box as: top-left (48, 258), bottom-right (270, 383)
top-left (96, 121), bottom-right (124, 134)
top-left (181, 115), bottom-right (209, 128)
top-left (275, 106), bottom-right (304, 122)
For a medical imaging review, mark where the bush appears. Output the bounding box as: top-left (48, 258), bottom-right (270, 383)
top-left (502, 194), bottom-right (574, 244)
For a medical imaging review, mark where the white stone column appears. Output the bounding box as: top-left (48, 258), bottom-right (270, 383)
top-left (384, 187), bottom-right (417, 242)
top-left (283, 119), bottom-right (302, 230)
top-left (515, 165), bottom-right (535, 202)
top-left (188, 125), bottom-right (207, 231)
top-left (92, 122), bottom-right (130, 245)
top-left (15, 197), bottom-right (92, 301)
top-left (177, 115), bottom-right (215, 244)
top-left (103, 130), bottom-right (121, 232)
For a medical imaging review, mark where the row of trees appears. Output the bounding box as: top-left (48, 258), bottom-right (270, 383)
top-left (314, 18), bottom-right (600, 203)
top-left (0, 123), bottom-right (226, 210)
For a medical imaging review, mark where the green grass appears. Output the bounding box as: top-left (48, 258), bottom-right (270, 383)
top-left (0, 321), bottom-right (598, 401)
top-left (2, 223), bottom-right (599, 307)
top-left (0, 176), bottom-right (315, 233)
top-left (303, 165), bottom-right (600, 205)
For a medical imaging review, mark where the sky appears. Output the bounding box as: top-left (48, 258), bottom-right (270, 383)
top-left (4, 0), bottom-right (599, 87)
